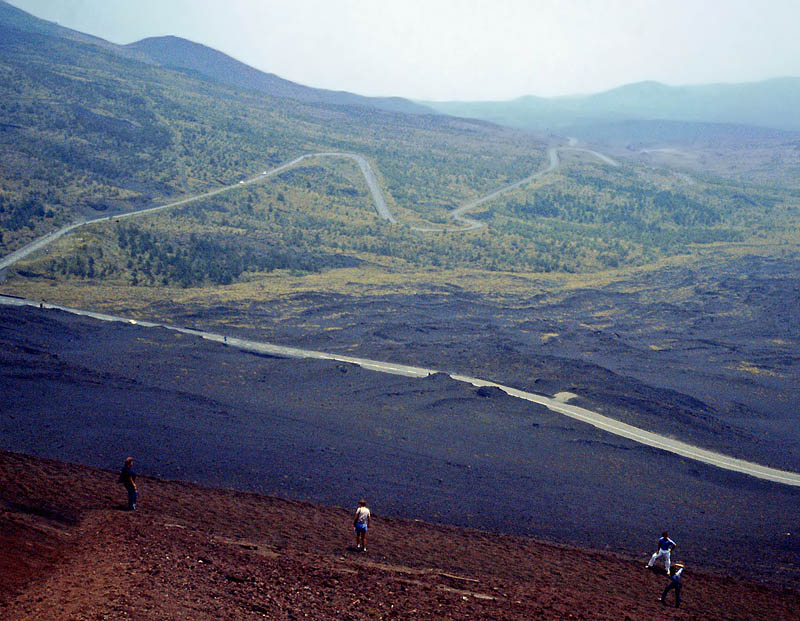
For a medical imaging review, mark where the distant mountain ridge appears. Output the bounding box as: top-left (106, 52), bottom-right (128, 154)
top-left (4, 0), bottom-right (798, 133)
top-left (126, 36), bottom-right (435, 115)
top-left (0, 0), bottom-right (153, 63)
top-left (424, 77), bottom-right (800, 132)
top-left (0, 0), bottom-right (433, 116)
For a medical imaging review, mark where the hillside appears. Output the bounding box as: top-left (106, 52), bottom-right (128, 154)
top-left (3, 301), bottom-right (799, 589)
top-left (0, 2), bottom-right (550, 260)
top-left (3, 0), bottom-right (799, 281)
top-left (2, 450), bottom-right (799, 620)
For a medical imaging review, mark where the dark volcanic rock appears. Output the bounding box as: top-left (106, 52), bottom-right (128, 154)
top-left (475, 385), bottom-right (505, 398)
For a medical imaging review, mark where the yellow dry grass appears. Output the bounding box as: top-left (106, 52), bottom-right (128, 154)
top-left (731, 362), bottom-right (784, 378)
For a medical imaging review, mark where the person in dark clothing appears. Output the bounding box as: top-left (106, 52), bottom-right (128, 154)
top-left (661, 563), bottom-right (684, 607)
top-left (119, 456), bottom-right (137, 510)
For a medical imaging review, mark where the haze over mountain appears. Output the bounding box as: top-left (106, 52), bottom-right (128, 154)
top-left (6, 0), bottom-right (800, 135)
top-left (424, 77), bottom-right (800, 133)
top-left (0, 0), bottom-right (432, 116)
top-left (10, 0), bottom-right (800, 103)
top-left (126, 36), bottom-right (435, 116)
top-left (0, 0), bottom-right (152, 63)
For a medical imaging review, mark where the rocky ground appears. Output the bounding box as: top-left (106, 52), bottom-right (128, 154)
top-left (2, 301), bottom-right (799, 593)
top-left (2, 450), bottom-right (799, 620)
top-left (139, 252), bottom-right (800, 471)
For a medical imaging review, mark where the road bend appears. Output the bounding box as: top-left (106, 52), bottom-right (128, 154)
top-left (1, 142), bottom-right (614, 271)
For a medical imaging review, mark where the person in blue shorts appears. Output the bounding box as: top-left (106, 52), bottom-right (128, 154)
top-left (647, 531), bottom-right (676, 573)
top-left (353, 499), bottom-right (370, 552)
top-left (660, 563), bottom-right (685, 607)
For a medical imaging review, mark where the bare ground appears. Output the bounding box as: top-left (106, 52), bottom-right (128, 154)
top-left (2, 451), bottom-right (799, 620)
top-left (2, 299), bottom-right (799, 591)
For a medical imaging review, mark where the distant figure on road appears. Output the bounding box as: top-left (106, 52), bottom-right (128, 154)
top-left (353, 499), bottom-right (370, 552)
top-left (647, 531), bottom-right (676, 573)
top-left (660, 563), bottom-right (685, 607)
top-left (118, 456), bottom-right (137, 511)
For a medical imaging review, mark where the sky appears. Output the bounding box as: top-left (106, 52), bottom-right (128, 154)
top-left (8, 0), bottom-right (800, 101)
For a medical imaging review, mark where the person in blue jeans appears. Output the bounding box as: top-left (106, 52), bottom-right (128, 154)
top-left (647, 531), bottom-right (676, 573)
top-left (119, 456), bottom-right (138, 510)
top-left (661, 563), bottom-right (685, 607)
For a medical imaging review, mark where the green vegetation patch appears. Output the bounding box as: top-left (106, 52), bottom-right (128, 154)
top-left (2, 22), bottom-right (800, 298)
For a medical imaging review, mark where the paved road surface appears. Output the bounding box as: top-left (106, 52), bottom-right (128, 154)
top-left (0, 152), bottom-right (391, 273)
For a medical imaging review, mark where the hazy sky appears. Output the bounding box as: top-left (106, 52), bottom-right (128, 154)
top-left (9, 0), bottom-right (800, 100)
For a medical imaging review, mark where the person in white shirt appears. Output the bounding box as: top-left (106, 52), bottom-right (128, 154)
top-left (353, 499), bottom-right (371, 552)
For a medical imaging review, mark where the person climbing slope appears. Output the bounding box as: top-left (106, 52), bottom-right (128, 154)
top-left (660, 563), bottom-right (685, 607)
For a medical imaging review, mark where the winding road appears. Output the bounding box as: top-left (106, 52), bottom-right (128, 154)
top-left (1, 142), bottom-right (607, 271)
top-left (2, 144), bottom-right (798, 487)
top-left (411, 148), bottom-right (564, 232)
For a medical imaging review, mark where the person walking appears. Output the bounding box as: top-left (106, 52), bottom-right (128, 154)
top-left (660, 563), bottom-right (685, 607)
top-left (353, 499), bottom-right (370, 552)
top-left (119, 456), bottom-right (138, 511)
top-left (647, 531), bottom-right (676, 573)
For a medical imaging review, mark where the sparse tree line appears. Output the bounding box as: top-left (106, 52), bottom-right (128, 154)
top-left (504, 181), bottom-right (723, 229)
top-left (0, 193), bottom-right (54, 231)
top-left (34, 151), bottom-right (773, 286)
top-left (31, 221), bottom-right (360, 286)
top-left (110, 224), bottom-right (358, 287)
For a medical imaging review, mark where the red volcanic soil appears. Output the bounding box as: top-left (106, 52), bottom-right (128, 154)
top-left (1, 451), bottom-right (798, 620)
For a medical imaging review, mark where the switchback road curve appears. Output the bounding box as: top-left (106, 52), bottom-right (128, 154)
top-left (0, 143), bottom-right (613, 272)
top-left (2, 294), bottom-right (799, 487)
